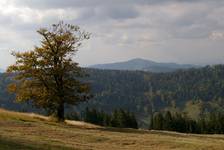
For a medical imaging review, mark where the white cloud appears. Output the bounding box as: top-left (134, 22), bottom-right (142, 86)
top-left (0, 0), bottom-right (224, 69)
top-left (209, 31), bottom-right (224, 40)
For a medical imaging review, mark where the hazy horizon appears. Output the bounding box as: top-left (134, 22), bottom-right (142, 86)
top-left (0, 0), bottom-right (224, 69)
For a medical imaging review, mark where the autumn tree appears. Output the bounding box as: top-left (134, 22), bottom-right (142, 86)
top-left (7, 22), bottom-right (91, 121)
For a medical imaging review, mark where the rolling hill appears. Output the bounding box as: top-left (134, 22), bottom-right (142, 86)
top-left (0, 108), bottom-right (224, 150)
top-left (0, 65), bottom-right (224, 128)
top-left (89, 58), bottom-right (198, 72)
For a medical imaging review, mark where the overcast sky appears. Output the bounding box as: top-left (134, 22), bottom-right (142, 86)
top-left (0, 0), bottom-right (224, 69)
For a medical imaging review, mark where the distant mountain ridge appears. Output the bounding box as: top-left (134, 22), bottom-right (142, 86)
top-left (89, 58), bottom-right (199, 72)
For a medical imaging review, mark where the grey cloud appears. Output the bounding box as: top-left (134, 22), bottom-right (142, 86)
top-left (11, 0), bottom-right (141, 9)
top-left (0, 0), bottom-right (224, 69)
top-left (11, 0), bottom-right (155, 9)
top-left (12, 0), bottom-right (215, 9)
top-left (96, 5), bottom-right (139, 20)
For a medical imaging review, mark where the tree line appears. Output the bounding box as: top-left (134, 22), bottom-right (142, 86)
top-left (150, 111), bottom-right (224, 134)
top-left (66, 108), bottom-right (138, 129)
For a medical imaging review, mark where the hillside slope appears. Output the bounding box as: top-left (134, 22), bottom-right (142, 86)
top-left (1, 65), bottom-right (224, 128)
top-left (0, 109), bottom-right (224, 150)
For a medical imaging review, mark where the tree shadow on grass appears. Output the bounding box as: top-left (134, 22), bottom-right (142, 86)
top-left (0, 137), bottom-right (72, 150)
top-left (0, 138), bottom-right (38, 150)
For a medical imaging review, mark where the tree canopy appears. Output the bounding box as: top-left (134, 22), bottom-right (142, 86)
top-left (7, 22), bottom-right (91, 121)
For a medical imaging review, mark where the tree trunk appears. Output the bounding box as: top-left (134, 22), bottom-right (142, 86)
top-left (56, 102), bottom-right (64, 121)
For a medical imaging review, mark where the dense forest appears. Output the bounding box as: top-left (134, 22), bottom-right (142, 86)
top-left (1, 65), bottom-right (224, 128)
top-left (150, 110), bottom-right (224, 134)
top-left (70, 108), bottom-right (138, 129)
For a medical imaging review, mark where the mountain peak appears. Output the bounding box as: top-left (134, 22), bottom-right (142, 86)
top-left (128, 58), bottom-right (154, 63)
top-left (89, 58), bottom-right (198, 72)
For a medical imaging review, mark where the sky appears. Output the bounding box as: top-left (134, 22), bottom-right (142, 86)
top-left (0, 0), bottom-right (224, 69)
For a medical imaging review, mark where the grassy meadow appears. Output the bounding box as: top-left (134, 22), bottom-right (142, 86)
top-left (0, 108), bottom-right (224, 150)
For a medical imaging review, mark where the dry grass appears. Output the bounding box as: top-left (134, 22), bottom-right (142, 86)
top-left (0, 108), bottom-right (224, 150)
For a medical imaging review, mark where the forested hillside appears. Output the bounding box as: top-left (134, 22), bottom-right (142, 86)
top-left (1, 65), bottom-right (224, 128)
